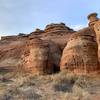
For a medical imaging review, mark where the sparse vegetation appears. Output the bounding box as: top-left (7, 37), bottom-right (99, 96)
top-left (0, 71), bottom-right (100, 100)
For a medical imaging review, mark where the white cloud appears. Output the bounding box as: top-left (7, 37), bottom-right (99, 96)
top-left (71, 24), bottom-right (87, 31)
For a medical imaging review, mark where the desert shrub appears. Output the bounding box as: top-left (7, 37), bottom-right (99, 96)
top-left (53, 78), bottom-right (74, 92)
top-left (52, 72), bottom-right (78, 92)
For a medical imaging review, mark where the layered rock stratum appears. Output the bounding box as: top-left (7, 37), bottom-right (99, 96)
top-left (21, 38), bottom-right (61, 75)
top-left (0, 21), bottom-right (100, 75)
top-left (60, 27), bottom-right (99, 73)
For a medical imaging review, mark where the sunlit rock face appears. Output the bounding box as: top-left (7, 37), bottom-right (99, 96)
top-left (93, 20), bottom-right (100, 62)
top-left (0, 21), bottom-right (100, 75)
top-left (0, 23), bottom-right (73, 75)
top-left (0, 38), bottom-right (27, 72)
top-left (0, 36), bottom-right (61, 75)
top-left (21, 38), bottom-right (49, 75)
top-left (60, 27), bottom-right (99, 73)
top-left (21, 38), bottom-right (61, 75)
top-left (40, 23), bottom-right (75, 50)
top-left (29, 23), bottom-right (75, 57)
top-left (87, 13), bottom-right (100, 62)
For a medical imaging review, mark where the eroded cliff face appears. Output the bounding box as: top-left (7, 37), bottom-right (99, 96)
top-left (29, 23), bottom-right (75, 50)
top-left (87, 13), bottom-right (100, 62)
top-left (0, 32), bottom-right (62, 75)
top-left (0, 38), bottom-right (27, 72)
top-left (60, 27), bottom-right (99, 73)
top-left (0, 23), bottom-right (99, 75)
top-left (21, 38), bottom-right (61, 75)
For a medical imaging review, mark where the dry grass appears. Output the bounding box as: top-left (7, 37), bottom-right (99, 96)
top-left (0, 71), bottom-right (100, 100)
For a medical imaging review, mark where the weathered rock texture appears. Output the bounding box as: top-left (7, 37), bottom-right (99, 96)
top-left (18, 38), bottom-right (61, 75)
top-left (87, 13), bottom-right (100, 61)
top-left (0, 39), bottom-right (27, 72)
top-left (60, 27), bottom-right (99, 73)
top-left (0, 20), bottom-right (100, 75)
top-left (21, 38), bottom-right (50, 75)
top-left (0, 23), bottom-right (72, 75)
top-left (0, 36), bottom-right (61, 75)
top-left (30, 23), bottom-right (74, 50)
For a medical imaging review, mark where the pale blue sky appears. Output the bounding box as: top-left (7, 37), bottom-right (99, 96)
top-left (0, 0), bottom-right (100, 36)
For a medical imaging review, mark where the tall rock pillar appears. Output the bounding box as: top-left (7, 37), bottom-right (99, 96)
top-left (88, 13), bottom-right (99, 43)
top-left (88, 13), bottom-right (100, 61)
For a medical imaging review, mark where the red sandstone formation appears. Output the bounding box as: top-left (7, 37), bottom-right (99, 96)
top-left (29, 23), bottom-right (74, 50)
top-left (0, 36), bottom-right (61, 75)
top-left (21, 38), bottom-right (50, 75)
top-left (21, 38), bottom-right (61, 75)
top-left (44, 23), bottom-right (73, 33)
top-left (87, 13), bottom-right (100, 62)
top-left (60, 27), bottom-right (99, 73)
top-left (0, 39), bottom-right (27, 72)
top-left (41, 23), bottom-right (74, 50)
top-left (0, 18), bottom-right (100, 75)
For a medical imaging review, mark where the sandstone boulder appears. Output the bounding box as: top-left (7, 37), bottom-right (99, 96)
top-left (60, 27), bottom-right (99, 73)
